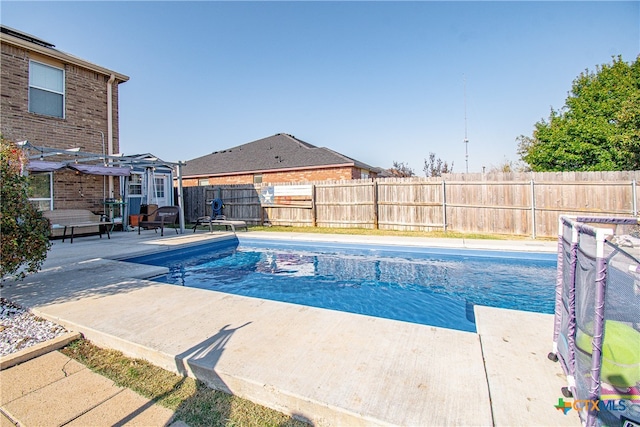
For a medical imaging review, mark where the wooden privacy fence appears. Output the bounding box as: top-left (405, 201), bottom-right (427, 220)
top-left (182, 171), bottom-right (640, 238)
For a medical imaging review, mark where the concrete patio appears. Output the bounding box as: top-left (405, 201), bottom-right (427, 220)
top-left (1, 230), bottom-right (579, 426)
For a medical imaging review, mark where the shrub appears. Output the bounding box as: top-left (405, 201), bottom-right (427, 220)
top-left (1, 137), bottom-right (51, 280)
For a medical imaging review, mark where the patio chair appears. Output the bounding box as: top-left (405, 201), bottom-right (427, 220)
top-left (137, 206), bottom-right (180, 237)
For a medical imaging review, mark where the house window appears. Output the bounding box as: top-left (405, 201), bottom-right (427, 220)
top-left (154, 177), bottom-right (165, 198)
top-left (198, 178), bottom-right (209, 186)
top-left (253, 174), bottom-right (263, 184)
top-left (128, 174), bottom-right (142, 195)
top-left (28, 173), bottom-right (53, 211)
top-left (360, 169), bottom-right (370, 179)
top-left (29, 61), bottom-right (65, 118)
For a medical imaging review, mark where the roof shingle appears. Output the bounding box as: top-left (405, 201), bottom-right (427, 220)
top-left (182, 133), bottom-right (374, 177)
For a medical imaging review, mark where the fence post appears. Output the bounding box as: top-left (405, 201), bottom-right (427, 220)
top-left (373, 180), bottom-right (379, 229)
top-left (442, 180), bottom-right (447, 232)
top-left (174, 162), bottom-right (185, 233)
top-left (633, 179), bottom-right (637, 216)
top-left (311, 184), bottom-right (317, 227)
top-left (530, 179), bottom-right (536, 239)
top-left (201, 186), bottom-right (208, 219)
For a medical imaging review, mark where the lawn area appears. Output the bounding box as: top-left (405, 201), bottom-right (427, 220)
top-left (61, 339), bottom-right (308, 427)
top-left (194, 224), bottom-right (543, 241)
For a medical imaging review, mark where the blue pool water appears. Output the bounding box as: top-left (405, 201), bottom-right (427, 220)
top-left (123, 237), bottom-right (557, 332)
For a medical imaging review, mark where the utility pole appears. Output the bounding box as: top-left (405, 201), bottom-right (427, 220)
top-left (464, 75), bottom-right (469, 174)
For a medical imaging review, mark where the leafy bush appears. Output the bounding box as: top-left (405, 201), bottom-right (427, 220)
top-left (1, 137), bottom-right (51, 280)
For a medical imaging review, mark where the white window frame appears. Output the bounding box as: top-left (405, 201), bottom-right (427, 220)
top-left (128, 173), bottom-right (143, 195)
top-left (28, 60), bottom-right (65, 118)
top-left (154, 176), bottom-right (166, 199)
top-left (28, 172), bottom-right (54, 211)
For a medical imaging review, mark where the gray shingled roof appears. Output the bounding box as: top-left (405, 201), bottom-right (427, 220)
top-left (182, 133), bottom-right (375, 177)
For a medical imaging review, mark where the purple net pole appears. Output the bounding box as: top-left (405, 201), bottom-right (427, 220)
top-left (566, 226), bottom-right (579, 388)
top-left (576, 216), bottom-right (640, 225)
top-left (552, 217), bottom-right (565, 350)
top-left (586, 229), bottom-right (609, 427)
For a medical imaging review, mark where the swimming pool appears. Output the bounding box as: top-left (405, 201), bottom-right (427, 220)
top-left (123, 237), bottom-right (557, 332)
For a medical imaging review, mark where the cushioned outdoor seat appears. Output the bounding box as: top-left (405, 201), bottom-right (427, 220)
top-left (136, 206), bottom-right (180, 237)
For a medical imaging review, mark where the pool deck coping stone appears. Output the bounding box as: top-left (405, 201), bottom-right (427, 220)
top-left (0, 230), bottom-right (576, 426)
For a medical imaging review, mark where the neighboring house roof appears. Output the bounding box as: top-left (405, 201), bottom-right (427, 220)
top-left (182, 133), bottom-right (375, 178)
top-left (0, 25), bottom-right (129, 82)
top-left (373, 167), bottom-right (396, 178)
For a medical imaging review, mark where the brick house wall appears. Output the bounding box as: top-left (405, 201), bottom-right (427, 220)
top-left (182, 166), bottom-right (371, 187)
top-left (1, 37), bottom-right (127, 212)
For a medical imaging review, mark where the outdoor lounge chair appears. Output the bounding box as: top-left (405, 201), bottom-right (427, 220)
top-left (193, 214), bottom-right (248, 233)
top-left (137, 206), bottom-right (180, 236)
top-left (192, 199), bottom-right (248, 233)
top-left (209, 215), bottom-right (248, 232)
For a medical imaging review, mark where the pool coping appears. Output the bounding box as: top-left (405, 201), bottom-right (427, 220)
top-left (239, 231), bottom-right (559, 252)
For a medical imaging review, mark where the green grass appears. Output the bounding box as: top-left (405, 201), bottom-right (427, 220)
top-left (195, 223), bottom-right (533, 240)
top-left (61, 339), bottom-right (309, 427)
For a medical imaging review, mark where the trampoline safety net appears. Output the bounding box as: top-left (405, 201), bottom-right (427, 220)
top-left (551, 216), bottom-right (640, 427)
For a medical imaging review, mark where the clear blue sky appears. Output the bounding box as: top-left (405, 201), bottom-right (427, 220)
top-left (3, 1), bottom-right (638, 174)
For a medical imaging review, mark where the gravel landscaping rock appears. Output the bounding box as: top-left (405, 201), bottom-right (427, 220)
top-left (0, 298), bottom-right (67, 357)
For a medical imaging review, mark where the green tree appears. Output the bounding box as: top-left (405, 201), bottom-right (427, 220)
top-left (519, 55), bottom-right (640, 171)
top-left (1, 137), bottom-right (51, 280)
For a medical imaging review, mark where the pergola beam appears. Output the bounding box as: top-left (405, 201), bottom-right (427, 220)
top-left (16, 140), bottom-right (187, 234)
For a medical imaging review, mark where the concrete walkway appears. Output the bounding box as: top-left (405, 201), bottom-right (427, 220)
top-left (0, 230), bottom-right (579, 426)
top-left (1, 351), bottom-right (175, 427)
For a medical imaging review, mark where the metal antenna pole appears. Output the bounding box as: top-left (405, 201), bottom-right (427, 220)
top-left (464, 76), bottom-right (469, 173)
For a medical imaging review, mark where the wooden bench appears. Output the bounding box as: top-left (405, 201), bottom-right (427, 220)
top-left (44, 209), bottom-right (113, 243)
